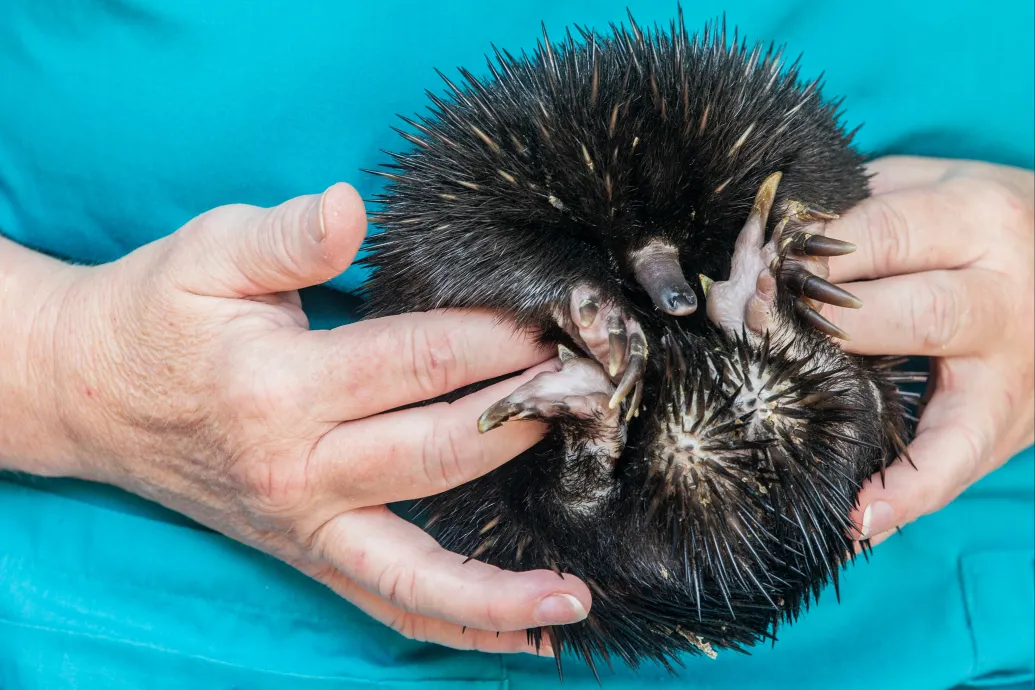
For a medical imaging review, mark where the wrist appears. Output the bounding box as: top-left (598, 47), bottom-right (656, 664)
top-left (0, 237), bottom-right (89, 477)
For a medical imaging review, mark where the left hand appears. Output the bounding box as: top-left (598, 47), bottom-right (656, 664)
top-left (821, 156), bottom-right (1034, 545)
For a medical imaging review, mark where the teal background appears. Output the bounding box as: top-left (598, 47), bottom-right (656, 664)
top-left (0, 1), bottom-right (1032, 688)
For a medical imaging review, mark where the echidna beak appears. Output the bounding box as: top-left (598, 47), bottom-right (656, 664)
top-left (629, 241), bottom-right (698, 316)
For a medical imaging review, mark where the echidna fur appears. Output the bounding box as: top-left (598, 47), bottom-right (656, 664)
top-left (358, 8), bottom-right (926, 676)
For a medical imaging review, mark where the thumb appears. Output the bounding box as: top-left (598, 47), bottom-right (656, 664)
top-left (169, 182), bottom-right (367, 298)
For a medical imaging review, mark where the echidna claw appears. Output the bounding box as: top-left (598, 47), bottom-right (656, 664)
top-left (577, 297), bottom-right (599, 327)
top-left (607, 314), bottom-right (628, 377)
top-left (558, 343), bottom-right (578, 363)
top-left (794, 299), bottom-right (851, 340)
top-left (797, 233), bottom-right (857, 257)
top-left (784, 200), bottom-right (840, 222)
top-left (477, 402), bottom-right (523, 434)
top-left (781, 265), bottom-right (862, 309)
top-left (699, 274), bottom-right (714, 297)
top-left (625, 380), bottom-right (644, 421)
top-left (609, 332), bottom-right (647, 409)
top-left (476, 348), bottom-right (619, 433)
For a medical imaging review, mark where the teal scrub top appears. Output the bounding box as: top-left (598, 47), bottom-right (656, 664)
top-left (1, 1), bottom-right (1032, 688)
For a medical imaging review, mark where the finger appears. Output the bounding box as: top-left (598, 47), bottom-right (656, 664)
top-left (864, 156), bottom-right (952, 196)
top-left (297, 310), bottom-right (551, 422)
top-left (312, 362), bottom-right (555, 506)
top-left (822, 268), bottom-right (1009, 356)
top-left (309, 564), bottom-right (555, 656)
top-left (311, 505), bottom-right (591, 634)
top-left (849, 386), bottom-right (996, 542)
top-left (825, 187), bottom-right (985, 284)
top-left (171, 183), bottom-right (367, 298)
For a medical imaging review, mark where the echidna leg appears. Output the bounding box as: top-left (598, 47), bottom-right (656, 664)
top-left (563, 286), bottom-right (647, 412)
top-left (765, 201), bottom-right (862, 339)
top-left (477, 344), bottom-right (625, 435)
top-left (703, 172), bottom-right (863, 340)
top-left (704, 171), bottom-right (784, 336)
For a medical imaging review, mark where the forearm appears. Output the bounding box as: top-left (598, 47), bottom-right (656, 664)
top-left (0, 234), bottom-right (80, 476)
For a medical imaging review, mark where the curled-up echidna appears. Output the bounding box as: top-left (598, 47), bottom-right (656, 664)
top-left (359, 8), bottom-right (926, 677)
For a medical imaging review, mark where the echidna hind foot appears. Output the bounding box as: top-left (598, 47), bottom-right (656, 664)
top-left (478, 344), bottom-right (629, 465)
top-left (704, 171), bottom-right (861, 341)
top-left (478, 283), bottom-right (654, 445)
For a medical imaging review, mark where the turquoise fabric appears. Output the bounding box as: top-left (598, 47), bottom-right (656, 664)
top-left (1, 1), bottom-right (1033, 688)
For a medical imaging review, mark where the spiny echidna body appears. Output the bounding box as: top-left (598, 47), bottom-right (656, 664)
top-left (359, 9), bottom-right (924, 676)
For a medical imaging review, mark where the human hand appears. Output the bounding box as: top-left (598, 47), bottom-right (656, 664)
top-left (822, 156), bottom-right (1035, 545)
top-left (35, 183), bottom-right (590, 653)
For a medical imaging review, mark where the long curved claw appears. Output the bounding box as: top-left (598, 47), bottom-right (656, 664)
top-left (609, 332), bottom-right (646, 409)
top-left (478, 402), bottom-right (523, 434)
top-left (476, 348), bottom-right (618, 434)
top-left (781, 265), bottom-right (863, 309)
top-left (785, 201), bottom-right (840, 222)
top-left (606, 314), bottom-right (628, 377)
top-left (796, 233), bottom-right (857, 257)
top-left (794, 299), bottom-right (851, 340)
top-left (626, 380), bottom-right (644, 421)
top-left (577, 297), bottom-right (599, 327)
top-left (769, 200), bottom-right (861, 339)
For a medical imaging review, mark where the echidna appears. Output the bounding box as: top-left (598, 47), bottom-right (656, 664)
top-left (359, 8), bottom-right (925, 677)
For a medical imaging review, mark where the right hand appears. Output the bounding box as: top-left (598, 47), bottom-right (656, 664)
top-left (822, 156), bottom-right (1035, 544)
top-left (24, 182), bottom-right (591, 654)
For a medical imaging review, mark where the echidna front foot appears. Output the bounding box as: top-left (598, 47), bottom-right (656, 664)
top-left (704, 172), bottom-right (863, 341)
top-left (477, 344), bottom-right (624, 436)
top-left (562, 286), bottom-right (647, 412)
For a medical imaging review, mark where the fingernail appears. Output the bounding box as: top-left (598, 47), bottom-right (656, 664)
top-left (534, 594), bottom-right (587, 626)
top-left (860, 500), bottom-right (895, 540)
top-left (308, 192), bottom-right (327, 243)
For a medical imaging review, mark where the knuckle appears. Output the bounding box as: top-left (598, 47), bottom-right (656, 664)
top-left (956, 422), bottom-right (993, 478)
top-left (916, 276), bottom-right (964, 352)
top-left (404, 325), bottom-right (465, 399)
top-left (950, 176), bottom-right (1032, 245)
top-left (481, 599), bottom-right (510, 633)
top-left (421, 418), bottom-right (476, 490)
top-left (969, 179), bottom-right (1019, 224)
top-left (175, 204), bottom-right (250, 260)
top-left (219, 343), bottom-right (304, 417)
top-left (864, 197), bottom-right (912, 275)
top-left (232, 448), bottom-right (315, 517)
top-left (256, 203), bottom-right (310, 280)
top-left (377, 562), bottom-right (420, 610)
